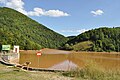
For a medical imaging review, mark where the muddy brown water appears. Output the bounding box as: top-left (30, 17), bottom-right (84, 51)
top-left (19, 49), bottom-right (120, 71)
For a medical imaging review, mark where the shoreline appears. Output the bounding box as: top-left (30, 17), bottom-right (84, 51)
top-left (20, 48), bottom-right (120, 55)
top-left (0, 48), bottom-right (120, 72)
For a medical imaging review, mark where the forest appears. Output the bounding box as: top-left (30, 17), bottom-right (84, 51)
top-left (64, 27), bottom-right (120, 52)
top-left (0, 7), bottom-right (67, 50)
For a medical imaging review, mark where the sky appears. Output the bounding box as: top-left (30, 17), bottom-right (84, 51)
top-left (0, 0), bottom-right (120, 36)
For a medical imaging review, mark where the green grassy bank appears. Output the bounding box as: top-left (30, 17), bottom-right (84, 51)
top-left (0, 61), bottom-right (120, 80)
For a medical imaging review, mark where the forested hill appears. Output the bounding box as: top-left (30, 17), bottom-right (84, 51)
top-left (0, 7), bottom-right (67, 50)
top-left (65, 27), bottom-right (120, 52)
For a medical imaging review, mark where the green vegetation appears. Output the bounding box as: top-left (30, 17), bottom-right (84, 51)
top-left (72, 41), bottom-right (93, 51)
top-left (62, 61), bottom-right (120, 80)
top-left (65, 27), bottom-right (120, 52)
top-left (1, 61), bottom-right (119, 80)
top-left (0, 7), bottom-right (67, 50)
top-left (67, 36), bottom-right (76, 41)
top-left (0, 63), bottom-right (72, 80)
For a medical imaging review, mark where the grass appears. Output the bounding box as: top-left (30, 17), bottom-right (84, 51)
top-left (72, 41), bottom-right (93, 51)
top-left (62, 61), bottom-right (120, 80)
top-left (0, 64), bottom-right (72, 80)
top-left (0, 60), bottom-right (120, 80)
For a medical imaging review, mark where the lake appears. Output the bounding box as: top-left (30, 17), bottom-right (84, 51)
top-left (19, 49), bottom-right (120, 71)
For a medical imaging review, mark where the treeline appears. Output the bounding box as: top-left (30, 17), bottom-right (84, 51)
top-left (64, 27), bottom-right (120, 52)
top-left (0, 7), bottom-right (67, 50)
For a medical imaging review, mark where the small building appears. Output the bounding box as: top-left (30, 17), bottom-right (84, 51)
top-left (13, 45), bottom-right (19, 53)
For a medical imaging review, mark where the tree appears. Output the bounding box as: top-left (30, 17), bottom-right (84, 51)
top-left (64, 44), bottom-right (73, 50)
top-left (107, 44), bottom-right (115, 51)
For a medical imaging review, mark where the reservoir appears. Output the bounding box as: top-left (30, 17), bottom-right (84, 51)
top-left (19, 49), bottom-right (120, 71)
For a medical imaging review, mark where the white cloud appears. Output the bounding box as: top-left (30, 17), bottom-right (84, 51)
top-left (6, 0), bottom-right (24, 9)
top-left (61, 29), bottom-right (89, 36)
top-left (0, 0), bottom-right (70, 17)
top-left (27, 8), bottom-right (69, 17)
top-left (61, 29), bottom-right (89, 34)
top-left (27, 8), bottom-right (45, 16)
top-left (44, 10), bottom-right (69, 17)
top-left (91, 9), bottom-right (104, 16)
top-left (76, 29), bottom-right (89, 33)
top-left (0, 0), bottom-right (27, 15)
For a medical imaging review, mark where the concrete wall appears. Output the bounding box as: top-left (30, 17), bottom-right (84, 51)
top-left (0, 52), bottom-right (19, 64)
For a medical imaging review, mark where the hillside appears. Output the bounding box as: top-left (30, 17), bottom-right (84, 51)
top-left (0, 7), bottom-right (67, 50)
top-left (67, 36), bottom-right (76, 40)
top-left (65, 27), bottom-right (120, 52)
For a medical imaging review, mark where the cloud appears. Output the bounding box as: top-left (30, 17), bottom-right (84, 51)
top-left (44, 10), bottom-right (69, 17)
top-left (27, 8), bottom-right (45, 16)
top-left (0, 0), bottom-right (70, 17)
top-left (0, 0), bottom-right (27, 15)
top-left (61, 29), bottom-right (89, 36)
top-left (76, 29), bottom-right (89, 33)
top-left (91, 9), bottom-right (104, 16)
top-left (61, 29), bottom-right (89, 34)
top-left (27, 8), bottom-right (69, 17)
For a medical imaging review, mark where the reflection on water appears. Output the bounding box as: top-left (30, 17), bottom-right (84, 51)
top-left (48, 60), bottom-right (77, 71)
top-left (19, 49), bottom-right (120, 71)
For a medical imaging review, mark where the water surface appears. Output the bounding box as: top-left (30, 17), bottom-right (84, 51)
top-left (19, 49), bottom-right (120, 71)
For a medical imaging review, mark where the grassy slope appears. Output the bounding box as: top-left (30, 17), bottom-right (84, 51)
top-left (72, 41), bottom-right (93, 51)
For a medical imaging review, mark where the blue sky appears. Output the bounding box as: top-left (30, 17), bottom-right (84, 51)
top-left (0, 0), bottom-right (120, 36)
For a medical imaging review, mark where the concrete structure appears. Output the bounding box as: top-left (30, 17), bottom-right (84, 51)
top-left (13, 45), bottom-right (19, 53)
